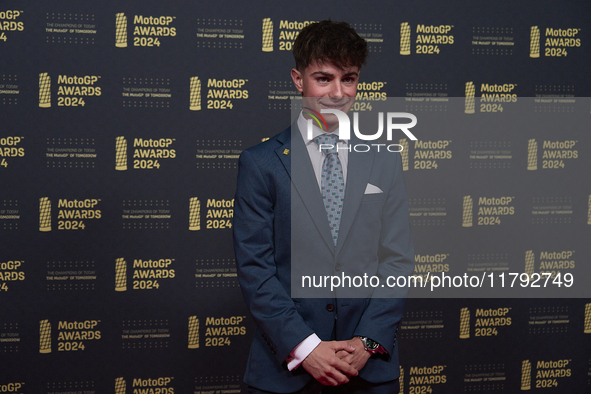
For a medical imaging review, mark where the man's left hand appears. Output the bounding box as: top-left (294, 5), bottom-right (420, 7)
top-left (335, 337), bottom-right (371, 372)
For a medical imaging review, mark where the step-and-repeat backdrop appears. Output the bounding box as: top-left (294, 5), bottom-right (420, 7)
top-left (1, 0), bottom-right (590, 393)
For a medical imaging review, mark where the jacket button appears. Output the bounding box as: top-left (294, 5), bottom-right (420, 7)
top-left (326, 304), bottom-right (335, 312)
top-left (335, 263), bottom-right (341, 272)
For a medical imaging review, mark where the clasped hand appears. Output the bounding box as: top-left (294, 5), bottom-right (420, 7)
top-left (301, 337), bottom-right (371, 386)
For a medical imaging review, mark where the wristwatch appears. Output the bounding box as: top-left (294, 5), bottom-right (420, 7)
top-left (358, 336), bottom-right (386, 355)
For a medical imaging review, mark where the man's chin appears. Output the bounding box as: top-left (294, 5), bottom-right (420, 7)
top-left (302, 98), bottom-right (353, 113)
top-left (318, 101), bottom-right (352, 113)
top-left (319, 102), bottom-right (348, 110)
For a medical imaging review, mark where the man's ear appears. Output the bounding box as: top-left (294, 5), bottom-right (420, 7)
top-left (291, 68), bottom-right (304, 93)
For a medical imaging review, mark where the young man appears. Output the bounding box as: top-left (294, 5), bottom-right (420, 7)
top-left (233, 21), bottom-right (415, 393)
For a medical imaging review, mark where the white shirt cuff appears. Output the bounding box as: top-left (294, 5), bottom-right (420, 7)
top-left (286, 334), bottom-right (321, 371)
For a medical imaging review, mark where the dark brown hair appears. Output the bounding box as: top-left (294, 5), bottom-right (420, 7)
top-left (292, 20), bottom-right (368, 72)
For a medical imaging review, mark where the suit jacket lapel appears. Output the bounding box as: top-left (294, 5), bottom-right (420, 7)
top-left (336, 142), bottom-right (374, 255)
top-left (287, 125), bottom-right (336, 252)
top-left (279, 125), bottom-right (374, 255)
top-left (275, 126), bottom-right (291, 178)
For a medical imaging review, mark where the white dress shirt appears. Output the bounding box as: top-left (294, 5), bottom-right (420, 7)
top-left (297, 111), bottom-right (349, 189)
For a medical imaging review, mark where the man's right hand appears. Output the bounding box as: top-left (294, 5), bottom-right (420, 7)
top-left (301, 341), bottom-right (359, 386)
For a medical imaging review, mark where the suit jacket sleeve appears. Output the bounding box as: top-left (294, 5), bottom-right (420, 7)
top-left (353, 151), bottom-right (415, 354)
top-left (233, 148), bottom-right (315, 363)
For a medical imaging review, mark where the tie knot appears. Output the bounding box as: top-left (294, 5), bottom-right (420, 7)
top-left (314, 134), bottom-right (339, 154)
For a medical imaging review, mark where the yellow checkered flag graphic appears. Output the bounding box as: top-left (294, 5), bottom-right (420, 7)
top-left (190, 77), bottom-right (202, 111)
top-left (115, 258), bottom-right (127, 292)
top-left (584, 303), bottom-right (591, 334)
top-left (464, 82), bottom-right (475, 114)
top-left (189, 197), bottom-right (201, 231)
top-left (400, 23), bottom-right (411, 55)
top-left (462, 196), bottom-right (473, 227)
top-left (115, 13), bottom-right (127, 47)
top-left (529, 27), bottom-right (540, 58)
top-left (39, 197), bottom-right (51, 232)
top-left (521, 360), bottom-right (531, 390)
top-left (188, 316), bottom-right (199, 348)
top-left (115, 377), bottom-right (126, 394)
top-left (524, 251), bottom-right (535, 280)
top-left (262, 18), bottom-right (273, 52)
top-left (39, 73), bottom-right (51, 108)
top-left (399, 138), bottom-right (409, 171)
top-left (527, 139), bottom-right (537, 171)
top-left (459, 308), bottom-right (470, 339)
top-left (115, 136), bottom-right (127, 171)
top-left (39, 320), bottom-right (51, 353)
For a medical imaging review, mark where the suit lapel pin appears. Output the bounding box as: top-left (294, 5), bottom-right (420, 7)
top-left (283, 149), bottom-right (290, 155)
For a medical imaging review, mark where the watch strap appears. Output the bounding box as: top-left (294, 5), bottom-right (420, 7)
top-left (358, 336), bottom-right (387, 355)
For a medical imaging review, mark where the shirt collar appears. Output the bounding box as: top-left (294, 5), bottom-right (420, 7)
top-left (297, 111), bottom-right (347, 145)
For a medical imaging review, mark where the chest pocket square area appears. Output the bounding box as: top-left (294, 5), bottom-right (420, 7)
top-left (364, 183), bottom-right (383, 194)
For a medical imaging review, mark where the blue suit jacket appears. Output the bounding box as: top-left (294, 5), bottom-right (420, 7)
top-left (233, 124), bottom-right (415, 393)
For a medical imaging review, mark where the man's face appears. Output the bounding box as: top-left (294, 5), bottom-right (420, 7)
top-left (291, 60), bottom-right (359, 132)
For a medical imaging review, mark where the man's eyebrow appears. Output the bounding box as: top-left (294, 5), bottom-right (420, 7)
top-left (310, 71), bottom-right (334, 77)
top-left (309, 71), bottom-right (359, 77)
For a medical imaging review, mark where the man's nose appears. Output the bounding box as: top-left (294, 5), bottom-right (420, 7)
top-left (329, 82), bottom-right (343, 97)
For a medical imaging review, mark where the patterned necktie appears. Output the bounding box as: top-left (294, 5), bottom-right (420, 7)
top-left (314, 134), bottom-right (345, 245)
